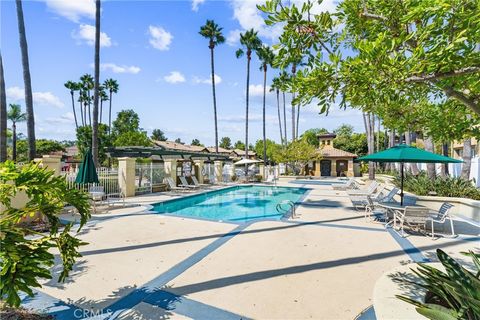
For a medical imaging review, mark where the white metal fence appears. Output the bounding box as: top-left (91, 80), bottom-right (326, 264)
top-left (134, 163), bottom-right (165, 194)
top-left (62, 167), bottom-right (120, 194)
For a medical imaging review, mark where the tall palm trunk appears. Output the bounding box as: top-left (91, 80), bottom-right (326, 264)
top-left (16, 0), bottom-right (35, 160)
top-left (79, 99), bottom-right (84, 127)
top-left (276, 88), bottom-right (283, 146)
top-left (296, 104), bottom-right (300, 139)
top-left (405, 131), bottom-right (419, 174)
top-left (70, 90), bottom-right (79, 129)
top-left (108, 90), bottom-right (113, 135)
top-left (99, 99), bottom-right (103, 124)
top-left (461, 138), bottom-right (472, 180)
top-left (209, 41), bottom-right (219, 153)
top-left (244, 50), bottom-right (252, 173)
top-left (283, 91), bottom-right (287, 145)
top-left (88, 100), bottom-right (92, 126)
top-left (92, 0), bottom-right (100, 166)
top-left (291, 92), bottom-right (295, 141)
top-left (0, 52), bottom-right (7, 162)
top-left (262, 64), bottom-right (267, 174)
top-left (84, 103), bottom-right (88, 126)
top-left (12, 123), bottom-right (17, 161)
top-left (424, 136), bottom-right (436, 179)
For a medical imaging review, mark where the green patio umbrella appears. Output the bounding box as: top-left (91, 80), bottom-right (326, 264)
top-left (75, 148), bottom-right (99, 184)
top-left (355, 144), bottom-right (462, 205)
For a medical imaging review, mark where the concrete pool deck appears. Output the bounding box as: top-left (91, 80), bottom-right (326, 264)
top-left (22, 180), bottom-right (479, 319)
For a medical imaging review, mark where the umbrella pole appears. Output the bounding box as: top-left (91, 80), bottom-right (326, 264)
top-left (400, 162), bottom-right (404, 206)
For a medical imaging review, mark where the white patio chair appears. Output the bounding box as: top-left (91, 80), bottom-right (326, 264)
top-left (107, 191), bottom-right (125, 208)
top-left (427, 202), bottom-right (456, 239)
top-left (179, 176), bottom-right (200, 190)
top-left (395, 206), bottom-right (431, 237)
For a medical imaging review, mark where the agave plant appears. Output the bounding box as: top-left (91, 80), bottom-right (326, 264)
top-left (396, 249), bottom-right (480, 320)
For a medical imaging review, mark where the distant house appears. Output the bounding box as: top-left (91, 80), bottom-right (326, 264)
top-left (315, 133), bottom-right (357, 177)
top-left (206, 146), bottom-right (232, 156)
top-left (451, 138), bottom-right (478, 160)
top-left (230, 148), bottom-right (257, 160)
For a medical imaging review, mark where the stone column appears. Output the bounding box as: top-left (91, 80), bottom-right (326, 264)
top-left (41, 155), bottom-right (63, 176)
top-left (347, 160), bottom-right (354, 177)
top-left (214, 161), bottom-right (223, 183)
top-left (331, 160), bottom-right (337, 177)
top-left (164, 159), bottom-right (178, 185)
top-left (259, 164), bottom-right (265, 180)
top-left (194, 160), bottom-right (204, 184)
top-left (118, 157), bottom-right (136, 197)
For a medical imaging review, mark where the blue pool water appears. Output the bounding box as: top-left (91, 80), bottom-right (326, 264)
top-left (152, 185), bottom-right (308, 223)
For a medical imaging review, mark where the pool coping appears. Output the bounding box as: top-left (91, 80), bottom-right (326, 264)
top-left (148, 184), bottom-right (312, 225)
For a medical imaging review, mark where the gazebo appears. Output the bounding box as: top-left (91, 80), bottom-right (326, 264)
top-left (315, 133), bottom-right (357, 177)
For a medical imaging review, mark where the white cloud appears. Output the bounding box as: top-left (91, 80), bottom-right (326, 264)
top-left (249, 84), bottom-right (271, 96)
top-left (99, 63), bottom-right (141, 74)
top-left (191, 0), bottom-right (205, 11)
top-left (44, 0), bottom-right (95, 22)
top-left (148, 26), bottom-right (173, 51)
top-left (44, 112), bottom-right (75, 125)
top-left (292, 0), bottom-right (338, 14)
top-left (226, 29), bottom-right (241, 46)
top-left (193, 74), bottom-right (222, 85)
top-left (7, 86), bottom-right (64, 108)
top-left (163, 71), bottom-right (186, 84)
top-left (72, 24), bottom-right (112, 47)
top-left (230, 0), bottom-right (284, 42)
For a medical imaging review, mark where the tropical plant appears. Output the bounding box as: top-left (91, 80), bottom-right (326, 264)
top-left (103, 78), bottom-right (119, 135)
top-left (236, 29), bottom-right (262, 161)
top-left (396, 249), bottom-right (480, 320)
top-left (151, 129), bottom-right (167, 141)
top-left (0, 51), bottom-right (8, 162)
top-left (272, 138), bottom-right (320, 175)
top-left (257, 44), bottom-right (275, 171)
top-left (0, 161), bottom-right (91, 307)
top-left (219, 136), bottom-right (232, 149)
top-left (15, 0), bottom-right (35, 161)
top-left (80, 74), bottom-right (94, 126)
top-left (199, 20), bottom-right (225, 153)
top-left (270, 76), bottom-right (284, 147)
top-left (7, 104), bottom-right (26, 161)
top-left (78, 90), bottom-right (91, 126)
top-left (394, 172), bottom-right (480, 200)
top-left (64, 81), bottom-right (79, 129)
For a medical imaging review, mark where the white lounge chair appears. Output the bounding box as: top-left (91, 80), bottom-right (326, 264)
top-left (264, 175), bottom-right (276, 184)
top-left (347, 181), bottom-right (379, 196)
top-left (179, 176), bottom-right (200, 190)
top-left (332, 178), bottom-right (357, 191)
top-left (427, 203), bottom-right (456, 239)
top-left (191, 176), bottom-right (210, 188)
top-left (165, 177), bottom-right (188, 192)
top-left (374, 187), bottom-right (399, 204)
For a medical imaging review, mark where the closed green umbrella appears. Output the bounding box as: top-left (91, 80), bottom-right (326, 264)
top-left (75, 148), bottom-right (99, 184)
top-left (356, 144), bottom-right (462, 205)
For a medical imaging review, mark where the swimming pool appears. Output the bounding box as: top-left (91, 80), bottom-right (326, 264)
top-left (151, 185), bottom-right (309, 223)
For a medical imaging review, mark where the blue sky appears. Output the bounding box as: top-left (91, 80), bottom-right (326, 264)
top-left (1, 0), bottom-right (364, 146)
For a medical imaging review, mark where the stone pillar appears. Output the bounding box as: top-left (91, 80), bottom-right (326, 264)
top-left (331, 160), bottom-right (337, 177)
top-left (118, 157), bottom-right (136, 197)
top-left (164, 159), bottom-right (178, 185)
top-left (194, 160), bottom-right (204, 184)
top-left (315, 161), bottom-right (321, 176)
top-left (40, 155), bottom-right (63, 176)
top-left (214, 161), bottom-right (223, 183)
top-left (347, 160), bottom-right (354, 177)
top-left (259, 164), bottom-right (265, 180)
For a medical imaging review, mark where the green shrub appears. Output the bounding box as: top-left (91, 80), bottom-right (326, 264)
top-left (394, 172), bottom-right (480, 200)
top-left (396, 249), bottom-right (480, 320)
top-left (0, 161), bottom-right (91, 307)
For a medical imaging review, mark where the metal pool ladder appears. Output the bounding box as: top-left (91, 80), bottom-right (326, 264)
top-left (276, 200), bottom-right (297, 218)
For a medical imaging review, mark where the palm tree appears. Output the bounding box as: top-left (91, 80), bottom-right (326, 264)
top-left (15, 0), bottom-right (35, 160)
top-left (103, 78), bottom-right (119, 135)
top-left (278, 71), bottom-right (289, 144)
top-left (7, 104), bottom-right (26, 161)
top-left (236, 29), bottom-right (261, 163)
top-left (64, 81), bottom-right (79, 129)
top-left (80, 74), bottom-right (94, 126)
top-left (92, 0), bottom-right (101, 166)
top-left (199, 20), bottom-right (225, 154)
top-left (270, 77), bottom-right (283, 147)
top-left (79, 90), bottom-right (91, 126)
top-left (0, 51), bottom-right (7, 162)
top-left (99, 86), bottom-right (108, 124)
top-left (257, 45), bottom-right (275, 171)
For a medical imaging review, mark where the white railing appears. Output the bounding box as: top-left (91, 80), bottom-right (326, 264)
top-left (62, 167), bottom-right (120, 195)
